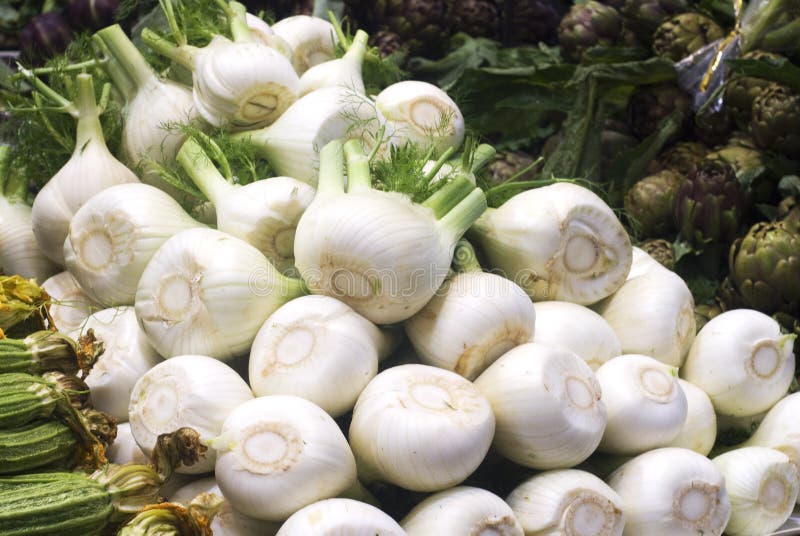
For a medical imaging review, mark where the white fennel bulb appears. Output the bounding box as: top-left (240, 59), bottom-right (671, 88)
top-left (0, 147), bottom-right (59, 282)
top-left (176, 138), bottom-right (315, 274)
top-left (402, 486), bottom-right (523, 536)
top-left (271, 15), bottom-right (339, 74)
top-left (211, 395), bottom-right (357, 521)
top-left (77, 307), bottom-right (162, 421)
top-left (594, 249), bottom-right (695, 367)
top-left (249, 295), bottom-right (389, 417)
top-left (470, 182), bottom-right (632, 305)
top-left (27, 72), bottom-right (139, 265)
top-left (295, 139), bottom-right (486, 324)
top-left (349, 364), bottom-right (495, 492)
top-left (665, 379), bottom-right (717, 456)
top-left (608, 448), bottom-right (730, 536)
top-left (134, 228), bottom-right (306, 360)
top-left (41, 271), bottom-right (98, 333)
top-left (532, 301), bottom-right (621, 370)
top-left (713, 447), bottom-right (799, 536)
top-left (404, 240), bottom-right (535, 380)
top-left (595, 354), bottom-right (687, 455)
top-left (106, 422), bottom-right (148, 465)
top-left (277, 499), bottom-right (405, 535)
top-left (681, 309), bottom-right (795, 417)
top-left (298, 30), bottom-right (368, 97)
top-left (376, 81), bottom-right (465, 157)
top-left (474, 342), bottom-right (606, 469)
top-left (740, 392), bottom-right (800, 460)
top-left (230, 86), bottom-right (380, 186)
top-left (129, 354), bottom-right (253, 474)
top-left (94, 25), bottom-right (198, 192)
top-left (171, 477), bottom-right (281, 536)
top-left (506, 469), bottom-right (625, 536)
top-left (63, 183), bottom-right (202, 307)
top-left (245, 13), bottom-right (292, 59)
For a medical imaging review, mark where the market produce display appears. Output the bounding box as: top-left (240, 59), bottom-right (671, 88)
top-left (0, 0), bottom-right (799, 533)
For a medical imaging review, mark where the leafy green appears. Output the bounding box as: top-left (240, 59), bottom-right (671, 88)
top-left (371, 142), bottom-right (450, 203)
top-left (726, 55), bottom-right (800, 93)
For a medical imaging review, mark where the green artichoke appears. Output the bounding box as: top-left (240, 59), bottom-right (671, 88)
top-left (350, 0), bottom-right (450, 56)
top-left (705, 145), bottom-right (765, 183)
top-left (369, 29), bottom-right (404, 58)
top-left (626, 83), bottom-right (692, 139)
top-left (728, 220), bottom-right (800, 319)
top-left (625, 169), bottom-right (684, 237)
top-left (447, 0), bottom-right (501, 39)
top-left (724, 52), bottom-right (785, 129)
top-left (557, 1), bottom-right (623, 62)
top-left (751, 83), bottom-right (800, 160)
top-left (488, 150), bottom-right (539, 185)
top-left (650, 141), bottom-right (708, 175)
top-left (652, 13), bottom-right (724, 62)
top-left (673, 159), bottom-right (748, 245)
top-left (621, 0), bottom-right (688, 43)
top-left (693, 108), bottom-right (734, 147)
top-left (694, 299), bottom-right (724, 332)
top-left (500, 0), bottom-right (565, 45)
top-left (725, 130), bottom-right (759, 149)
top-left (640, 238), bottom-right (676, 269)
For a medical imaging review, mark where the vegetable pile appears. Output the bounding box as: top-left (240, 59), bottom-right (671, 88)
top-left (0, 0), bottom-right (798, 534)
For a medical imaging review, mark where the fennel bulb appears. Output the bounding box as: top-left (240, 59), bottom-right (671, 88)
top-left (134, 228), bottom-right (306, 360)
top-left (740, 392), bottom-right (800, 461)
top-left (94, 24), bottom-right (198, 192)
top-left (105, 422), bottom-right (148, 465)
top-left (506, 470), bottom-right (625, 536)
top-left (474, 342), bottom-right (606, 469)
top-left (128, 354), bottom-right (253, 474)
top-left (277, 499), bottom-right (405, 535)
top-left (171, 477), bottom-right (282, 536)
top-left (270, 15), bottom-right (339, 74)
top-left (29, 72), bottom-right (139, 265)
top-left (294, 139), bottom-right (486, 324)
top-left (249, 295), bottom-right (390, 417)
top-left (594, 248), bottom-right (695, 367)
top-left (141, 2), bottom-right (299, 129)
top-left (402, 486), bottom-right (524, 535)
top-left (608, 447), bottom-right (730, 536)
top-left (713, 447), bottom-right (799, 536)
top-left (404, 240), bottom-right (535, 380)
top-left (0, 146), bottom-right (59, 282)
top-left (349, 363), bottom-right (495, 492)
top-left (63, 183), bottom-right (202, 307)
top-left (230, 86), bottom-right (380, 186)
top-left (665, 379), bottom-right (717, 456)
top-left (298, 30), bottom-right (368, 97)
top-left (596, 354), bottom-right (687, 455)
top-left (532, 301), bottom-right (621, 370)
top-left (41, 271), bottom-right (98, 334)
top-left (681, 309), bottom-right (795, 417)
top-left (176, 138), bottom-right (315, 274)
top-left (77, 307), bottom-right (162, 421)
top-left (245, 13), bottom-right (292, 59)
top-left (470, 182), bottom-right (632, 305)
top-left (211, 395), bottom-right (357, 521)
top-left (376, 81), bottom-right (466, 157)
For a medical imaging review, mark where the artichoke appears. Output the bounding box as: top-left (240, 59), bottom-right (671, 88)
top-left (705, 144), bottom-right (765, 183)
top-left (693, 108), bottom-right (734, 147)
top-left (624, 169), bottom-right (684, 237)
top-left (447, 0), bottom-right (501, 39)
top-left (626, 83), bottom-right (692, 139)
top-left (724, 52), bottom-right (785, 128)
top-left (621, 0), bottom-right (688, 43)
top-left (488, 150), bottom-right (539, 185)
top-left (694, 299), bottom-right (724, 332)
top-left (728, 220), bottom-right (800, 320)
top-left (500, 0), bottom-right (564, 45)
top-left (557, 1), bottom-right (623, 62)
top-left (369, 29), bottom-right (404, 57)
top-left (652, 13), bottom-right (724, 62)
top-left (650, 141), bottom-right (708, 175)
top-left (725, 130), bottom-right (759, 149)
top-left (751, 83), bottom-right (800, 160)
top-left (673, 159), bottom-right (748, 245)
top-left (640, 238), bottom-right (676, 269)
top-left (349, 0), bottom-right (450, 56)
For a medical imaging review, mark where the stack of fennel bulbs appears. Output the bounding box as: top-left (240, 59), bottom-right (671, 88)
top-left (6, 6), bottom-right (800, 536)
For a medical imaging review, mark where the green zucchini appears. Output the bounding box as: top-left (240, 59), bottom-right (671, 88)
top-left (0, 420), bottom-right (77, 474)
top-left (0, 330), bottom-right (97, 376)
top-left (0, 372), bottom-right (90, 429)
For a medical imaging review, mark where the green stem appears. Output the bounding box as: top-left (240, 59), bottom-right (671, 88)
top-left (421, 146), bottom-right (456, 183)
top-left (316, 139), bottom-right (345, 198)
top-left (159, 0), bottom-right (186, 47)
top-left (29, 59), bottom-right (102, 75)
top-left (470, 144), bottom-right (497, 174)
top-left (452, 239), bottom-right (482, 273)
top-left (759, 18), bottom-right (800, 51)
top-left (228, 1), bottom-right (255, 43)
top-left (94, 25), bottom-right (158, 91)
top-left (282, 276), bottom-right (310, 300)
top-left (484, 177), bottom-right (566, 201)
top-left (436, 189), bottom-right (487, 242)
top-left (74, 74), bottom-right (105, 152)
top-left (422, 175), bottom-right (475, 219)
top-left (140, 29), bottom-right (197, 70)
top-left (16, 65), bottom-right (77, 116)
top-left (344, 139), bottom-right (371, 193)
top-left (176, 139), bottom-right (234, 204)
top-left (741, 0), bottom-right (785, 53)
top-left (93, 37), bottom-right (136, 101)
top-left (345, 30), bottom-right (369, 65)
top-left (327, 10), bottom-right (351, 48)
top-left (0, 145), bottom-right (11, 196)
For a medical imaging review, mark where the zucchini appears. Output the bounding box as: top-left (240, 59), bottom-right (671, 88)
top-left (0, 331), bottom-right (92, 376)
top-left (0, 420), bottom-right (77, 474)
top-left (0, 372), bottom-right (90, 429)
